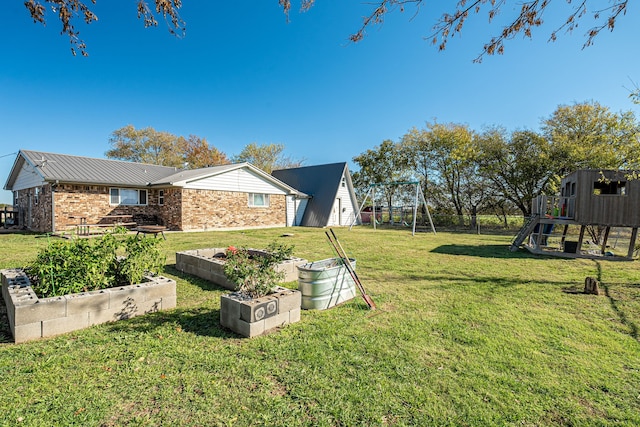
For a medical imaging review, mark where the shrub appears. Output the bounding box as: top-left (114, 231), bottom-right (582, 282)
top-left (26, 229), bottom-right (165, 298)
top-left (223, 241), bottom-right (294, 298)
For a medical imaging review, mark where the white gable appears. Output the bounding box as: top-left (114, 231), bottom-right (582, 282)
top-left (182, 167), bottom-right (288, 195)
top-left (11, 161), bottom-right (45, 191)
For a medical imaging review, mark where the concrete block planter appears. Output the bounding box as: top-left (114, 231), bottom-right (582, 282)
top-left (1, 268), bottom-right (177, 343)
top-left (220, 286), bottom-right (301, 338)
top-left (176, 248), bottom-right (307, 290)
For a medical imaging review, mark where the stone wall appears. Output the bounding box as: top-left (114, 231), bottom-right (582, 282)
top-left (14, 184), bottom-right (54, 232)
top-left (179, 189), bottom-right (287, 231)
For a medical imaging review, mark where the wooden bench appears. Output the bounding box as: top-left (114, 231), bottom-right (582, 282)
top-left (135, 225), bottom-right (167, 240)
top-left (77, 222), bottom-right (138, 236)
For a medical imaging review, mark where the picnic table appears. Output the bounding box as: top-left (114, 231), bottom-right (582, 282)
top-left (72, 215), bottom-right (136, 236)
top-left (135, 225), bottom-right (167, 240)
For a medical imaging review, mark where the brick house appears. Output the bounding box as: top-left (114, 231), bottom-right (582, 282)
top-left (4, 150), bottom-right (309, 233)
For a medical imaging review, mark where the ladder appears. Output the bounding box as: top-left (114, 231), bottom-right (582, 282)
top-left (510, 214), bottom-right (540, 252)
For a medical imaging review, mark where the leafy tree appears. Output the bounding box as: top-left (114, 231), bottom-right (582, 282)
top-left (352, 140), bottom-right (412, 221)
top-left (26, 1), bottom-right (629, 60)
top-left (349, 0), bottom-right (629, 61)
top-left (233, 143), bottom-right (303, 173)
top-left (401, 127), bottom-right (435, 202)
top-left (541, 101), bottom-right (640, 174)
top-left (184, 135), bottom-right (229, 168)
top-left (106, 125), bottom-right (228, 169)
top-left (24, 0), bottom-right (185, 56)
top-left (106, 125), bottom-right (186, 167)
top-left (427, 122), bottom-right (478, 225)
top-left (477, 127), bottom-right (556, 217)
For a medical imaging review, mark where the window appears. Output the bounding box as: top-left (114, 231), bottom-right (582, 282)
top-left (33, 187), bottom-right (40, 205)
top-left (593, 181), bottom-right (626, 196)
top-left (110, 188), bottom-right (148, 205)
top-left (248, 193), bottom-right (270, 207)
top-left (341, 176), bottom-right (346, 188)
top-left (159, 190), bottom-right (165, 206)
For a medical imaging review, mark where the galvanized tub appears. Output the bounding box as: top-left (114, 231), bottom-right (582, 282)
top-left (297, 258), bottom-right (356, 310)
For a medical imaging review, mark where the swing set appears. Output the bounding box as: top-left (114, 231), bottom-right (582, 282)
top-left (350, 181), bottom-right (436, 236)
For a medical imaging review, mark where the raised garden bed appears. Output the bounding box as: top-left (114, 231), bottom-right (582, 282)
top-left (1, 269), bottom-right (176, 343)
top-left (176, 248), bottom-right (307, 290)
top-left (220, 286), bottom-right (301, 337)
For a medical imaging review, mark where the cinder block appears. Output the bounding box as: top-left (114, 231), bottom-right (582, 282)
top-left (273, 288), bottom-right (301, 314)
top-left (264, 311), bottom-right (289, 330)
top-left (108, 285), bottom-right (144, 309)
top-left (65, 290), bottom-right (110, 315)
top-left (197, 257), bottom-right (212, 271)
top-left (234, 317), bottom-right (265, 338)
top-left (14, 296), bottom-right (66, 326)
top-left (42, 312), bottom-right (89, 338)
top-left (220, 294), bottom-right (241, 328)
top-left (89, 308), bottom-right (120, 325)
top-left (240, 296), bottom-right (278, 322)
top-left (161, 295), bottom-right (177, 309)
top-left (289, 307), bottom-right (301, 323)
top-left (140, 298), bottom-right (162, 314)
top-left (13, 322), bottom-right (43, 343)
top-left (141, 279), bottom-right (176, 301)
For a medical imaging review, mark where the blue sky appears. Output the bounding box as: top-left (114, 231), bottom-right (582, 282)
top-left (2, 1), bottom-right (639, 204)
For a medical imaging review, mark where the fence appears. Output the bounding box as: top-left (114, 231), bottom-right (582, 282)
top-left (359, 207), bottom-right (526, 233)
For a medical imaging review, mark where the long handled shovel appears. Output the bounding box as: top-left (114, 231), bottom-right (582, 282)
top-left (325, 229), bottom-right (376, 310)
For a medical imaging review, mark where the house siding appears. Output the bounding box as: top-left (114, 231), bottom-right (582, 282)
top-left (179, 189), bottom-right (286, 231)
top-left (183, 169), bottom-right (288, 194)
top-left (12, 161), bottom-right (44, 191)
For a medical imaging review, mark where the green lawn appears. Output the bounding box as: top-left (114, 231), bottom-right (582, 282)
top-left (1, 227), bottom-right (639, 426)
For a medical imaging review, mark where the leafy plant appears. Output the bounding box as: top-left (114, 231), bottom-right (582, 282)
top-left (118, 234), bottom-right (166, 285)
top-left (223, 241), bottom-right (294, 298)
top-left (26, 229), bottom-right (165, 298)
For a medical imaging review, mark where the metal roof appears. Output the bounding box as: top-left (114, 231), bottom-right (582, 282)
top-left (272, 162), bottom-right (357, 227)
top-left (5, 150), bottom-right (179, 189)
top-left (4, 151), bottom-right (307, 197)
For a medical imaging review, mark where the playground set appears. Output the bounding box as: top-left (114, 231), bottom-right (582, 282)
top-left (510, 169), bottom-right (640, 260)
top-left (351, 181), bottom-right (436, 236)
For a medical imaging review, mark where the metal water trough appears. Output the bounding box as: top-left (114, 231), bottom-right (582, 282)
top-left (297, 258), bottom-right (357, 310)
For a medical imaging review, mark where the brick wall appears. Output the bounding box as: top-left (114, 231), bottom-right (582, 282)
top-left (17, 184), bottom-right (287, 232)
top-left (158, 188), bottom-right (182, 230)
top-left (14, 184), bottom-right (53, 232)
top-left (179, 189), bottom-right (286, 231)
top-left (53, 184), bottom-right (161, 231)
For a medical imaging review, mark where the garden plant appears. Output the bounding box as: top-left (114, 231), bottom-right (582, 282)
top-left (223, 241), bottom-right (294, 298)
top-left (25, 228), bottom-right (165, 298)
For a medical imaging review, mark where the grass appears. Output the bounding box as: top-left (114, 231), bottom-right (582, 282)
top-left (1, 227), bottom-right (639, 426)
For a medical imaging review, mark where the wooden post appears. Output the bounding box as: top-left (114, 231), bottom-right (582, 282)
top-left (577, 225), bottom-right (586, 253)
top-left (560, 224), bottom-right (569, 247)
top-left (601, 226), bottom-right (611, 255)
top-left (627, 227), bottom-right (638, 259)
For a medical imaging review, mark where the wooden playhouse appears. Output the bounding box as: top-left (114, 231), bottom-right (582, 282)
top-left (510, 169), bottom-right (640, 260)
